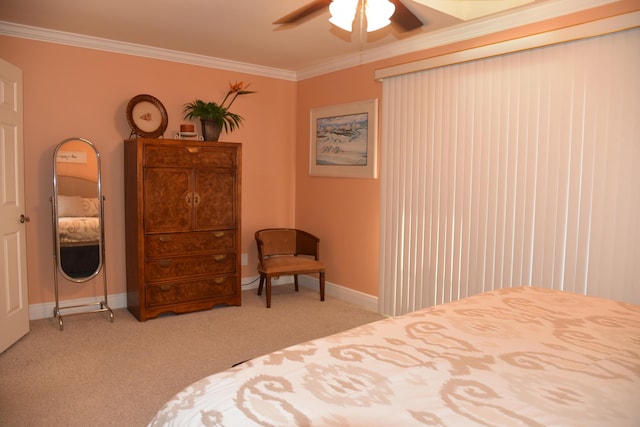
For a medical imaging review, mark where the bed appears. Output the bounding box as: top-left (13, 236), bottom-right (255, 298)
top-left (148, 286), bottom-right (640, 426)
top-left (56, 176), bottom-right (101, 277)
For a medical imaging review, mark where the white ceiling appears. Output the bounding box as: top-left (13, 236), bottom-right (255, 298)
top-left (0, 0), bottom-right (617, 78)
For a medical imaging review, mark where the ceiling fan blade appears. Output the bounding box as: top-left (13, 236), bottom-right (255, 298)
top-left (390, 0), bottom-right (423, 32)
top-left (273, 0), bottom-right (332, 25)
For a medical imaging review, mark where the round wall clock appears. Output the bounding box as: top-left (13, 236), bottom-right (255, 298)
top-left (126, 94), bottom-right (168, 138)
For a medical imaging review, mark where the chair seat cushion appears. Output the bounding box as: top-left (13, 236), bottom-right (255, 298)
top-left (259, 256), bottom-right (325, 275)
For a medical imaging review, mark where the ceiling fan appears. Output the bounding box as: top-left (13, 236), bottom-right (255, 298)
top-left (273, 0), bottom-right (423, 33)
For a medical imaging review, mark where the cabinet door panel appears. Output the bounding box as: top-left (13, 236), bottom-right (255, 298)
top-left (144, 168), bottom-right (192, 233)
top-left (195, 170), bottom-right (237, 230)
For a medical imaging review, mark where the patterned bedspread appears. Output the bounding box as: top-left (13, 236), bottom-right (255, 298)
top-left (58, 217), bottom-right (100, 245)
top-left (149, 286), bottom-right (640, 426)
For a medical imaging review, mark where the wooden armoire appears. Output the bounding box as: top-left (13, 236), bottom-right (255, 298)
top-left (124, 138), bottom-right (241, 321)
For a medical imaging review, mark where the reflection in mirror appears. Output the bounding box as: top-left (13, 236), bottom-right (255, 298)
top-left (54, 138), bottom-right (101, 280)
top-left (51, 137), bottom-right (113, 330)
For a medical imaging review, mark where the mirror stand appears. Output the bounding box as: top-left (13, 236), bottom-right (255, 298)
top-left (50, 194), bottom-right (113, 330)
top-left (51, 138), bottom-right (114, 330)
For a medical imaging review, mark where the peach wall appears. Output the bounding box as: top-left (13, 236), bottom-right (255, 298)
top-left (55, 139), bottom-right (98, 182)
top-left (296, 66), bottom-right (382, 296)
top-left (1, 36), bottom-right (296, 304)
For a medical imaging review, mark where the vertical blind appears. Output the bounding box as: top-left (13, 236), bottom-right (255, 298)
top-left (379, 28), bottom-right (640, 316)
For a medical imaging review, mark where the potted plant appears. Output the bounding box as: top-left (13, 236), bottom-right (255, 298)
top-left (184, 81), bottom-right (255, 141)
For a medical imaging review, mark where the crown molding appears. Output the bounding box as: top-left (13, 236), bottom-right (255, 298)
top-left (295, 0), bottom-right (622, 80)
top-left (0, 20), bottom-right (298, 81)
top-left (0, 0), bottom-right (623, 82)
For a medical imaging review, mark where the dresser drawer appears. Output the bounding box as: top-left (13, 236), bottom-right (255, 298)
top-left (144, 144), bottom-right (237, 169)
top-left (145, 253), bottom-right (236, 282)
top-left (145, 275), bottom-right (237, 307)
top-left (145, 230), bottom-right (236, 257)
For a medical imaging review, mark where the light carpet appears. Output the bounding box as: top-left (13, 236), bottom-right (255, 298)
top-left (0, 286), bottom-right (385, 426)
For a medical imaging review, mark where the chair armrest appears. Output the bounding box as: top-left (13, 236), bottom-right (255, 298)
top-left (296, 230), bottom-right (320, 259)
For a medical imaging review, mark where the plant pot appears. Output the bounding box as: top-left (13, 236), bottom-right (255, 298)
top-left (201, 119), bottom-right (222, 142)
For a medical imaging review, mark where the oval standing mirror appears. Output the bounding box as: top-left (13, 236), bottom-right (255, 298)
top-left (51, 137), bottom-right (113, 330)
top-left (53, 138), bottom-right (103, 281)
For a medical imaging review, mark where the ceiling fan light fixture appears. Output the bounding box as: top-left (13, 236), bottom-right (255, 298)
top-left (365, 0), bottom-right (395, 32)
top-left (329, 0), bottom-right (395, 32)
top-left (329, 0), bottom-right (358, 31)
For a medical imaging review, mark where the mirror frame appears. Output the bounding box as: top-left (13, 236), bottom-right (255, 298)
top-left (52, 137), bottom-right (104, 282)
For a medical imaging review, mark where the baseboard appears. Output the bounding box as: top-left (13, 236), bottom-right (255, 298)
top-left (243, 274), bottom-right (379, 312)
top-left (29, 277), bottom-right (379, 320)
top-left (298, 276), bottom-right (379, 312)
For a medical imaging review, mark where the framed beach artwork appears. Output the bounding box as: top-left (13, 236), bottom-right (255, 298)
top-left (309, 99), bottom-right (378, 178)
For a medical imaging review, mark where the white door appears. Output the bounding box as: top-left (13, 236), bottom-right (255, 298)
top-left (0, 58), bottom-right (29, 353)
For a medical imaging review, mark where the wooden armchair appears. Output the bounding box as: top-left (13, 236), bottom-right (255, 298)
top-left (255, 228), bottom-right (325, 308)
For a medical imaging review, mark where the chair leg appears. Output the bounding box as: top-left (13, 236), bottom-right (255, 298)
top-left (257, 274), bottom-right (265, 296)
top-left (294, 274), bottom-right (299, 292)
top-left (266, 276), bottom-right (272, 308)
top-left (319, 271), bottom-right (325, 302)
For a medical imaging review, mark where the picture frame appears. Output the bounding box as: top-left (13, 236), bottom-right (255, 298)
top-left (309, 99), bottom-right (378, 178)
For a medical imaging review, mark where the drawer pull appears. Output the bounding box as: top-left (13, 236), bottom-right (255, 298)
top-left (158, 235), bottom-right (172, 243)
top-left (184, 192), bottom-right (193, 206)
top-left (159, 284), bottom-right (173, 291)
top-left (213, 254), bottom-right (227, 262)
top-left (214, 277), bottom-right (226, 284)
top-left (213, 231), bottom-right (225, 238)
top-left (186, 147), bottom-right (201, 154)
top-left (158, 259), bottom-right (173, 267)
